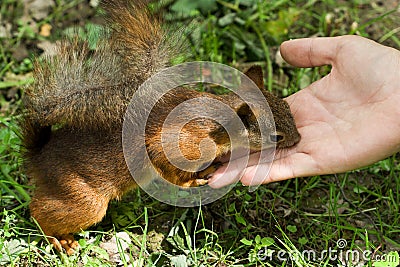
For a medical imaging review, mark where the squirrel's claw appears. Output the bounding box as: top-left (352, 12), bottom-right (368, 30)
top-left (197, 162), bottom-right (222, 180)
top-left (50, 235), bottom-right (79, 256)
top-left (181, 162), bottom-right (223, 187)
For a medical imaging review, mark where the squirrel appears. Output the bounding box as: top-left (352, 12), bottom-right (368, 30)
top-left (20, 0), bottom-right (301, 255)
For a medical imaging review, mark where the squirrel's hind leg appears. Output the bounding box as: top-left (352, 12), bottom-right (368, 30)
top-left (29, 172), bottom-right (112, 255)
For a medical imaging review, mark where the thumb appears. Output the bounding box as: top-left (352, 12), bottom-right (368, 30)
top-left (240, 154), bottom-right (313, 186)
top-left (280, 36), bottom-right (344, 68)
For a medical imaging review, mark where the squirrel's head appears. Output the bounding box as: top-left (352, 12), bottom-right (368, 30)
top-left (145, 65), bottom-right (300, 174)
top-left (210, 65), bottom-right (301, 151)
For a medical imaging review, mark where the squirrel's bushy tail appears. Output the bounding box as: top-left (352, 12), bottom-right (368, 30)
top-left (22, 0), bottom-right (183, 133)
top-left (21, 0), bottom-right (184, 155)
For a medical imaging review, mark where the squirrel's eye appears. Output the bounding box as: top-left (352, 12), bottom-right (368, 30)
top-left (270, 133), bottom-right (285, 143)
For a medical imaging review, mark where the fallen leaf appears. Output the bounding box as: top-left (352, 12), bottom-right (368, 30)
top-left (28, 0), bottom-right (55, 21)
top-left (37, 41), bottom-right (58, 56)
top-left (39, 23), bottom-right (52, 37)
top-left (99, 232), bottom-right (133, 266)
top-left (0, 23), bottom-right (12, 38)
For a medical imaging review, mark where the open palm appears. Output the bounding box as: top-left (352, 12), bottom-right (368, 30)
top-left (210, 35), bottom-right (400, 187)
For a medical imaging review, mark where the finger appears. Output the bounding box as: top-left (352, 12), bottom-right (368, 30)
top-left (209, 149), bottom-right (275, 188)
top-left (208, 152), bottom-right (263, 188)
top-left (280, 36), bottom-right (343, 68)
top-left (240, 152), bottom-right (323, 186)
top-left (239, 164), bottom-right (273, 186)
top-left (207, 161), bottom-right (243, 188)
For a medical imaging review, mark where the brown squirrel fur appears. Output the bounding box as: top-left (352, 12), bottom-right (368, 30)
top-left (21, 0), bottom-right (300, 255)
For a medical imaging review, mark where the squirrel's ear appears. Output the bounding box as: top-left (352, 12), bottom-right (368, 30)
top-left (235, 102), bottom-right (251, 118)
top-left (223, 93), bottom-right (251, 113)
top-left (235, 103), bottom-right (255, 132)
top-left (244, 65), bottom-right (264, 90)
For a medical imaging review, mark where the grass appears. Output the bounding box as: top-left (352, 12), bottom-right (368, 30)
top-left (1, 0), bottom-right (400, 266)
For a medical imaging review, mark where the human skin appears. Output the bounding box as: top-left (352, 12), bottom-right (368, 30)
top-left (209, 35), bottom-right (400, 188)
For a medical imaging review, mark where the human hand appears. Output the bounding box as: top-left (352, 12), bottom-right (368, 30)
top-left (209, 35), bottom-right (400, 188)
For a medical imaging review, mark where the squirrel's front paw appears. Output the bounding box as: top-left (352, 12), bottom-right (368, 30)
top-left (172, 162), bottom-right (222, 187)
top-left (189, 162), bottom-right (222, 186)
top-left (197, 162), bottom-right (222, 180)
